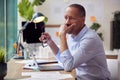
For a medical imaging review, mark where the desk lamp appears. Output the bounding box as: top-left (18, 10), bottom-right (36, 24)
top-left (20, 12), bottom-right (45, 31)
top-left (17, 12), bottom-right (45, 70)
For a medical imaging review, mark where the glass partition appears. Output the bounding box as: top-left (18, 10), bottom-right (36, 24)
top-left (0, 0), bottom-right (5, 47)
top-left (0, 0), bottom-right (17, 61)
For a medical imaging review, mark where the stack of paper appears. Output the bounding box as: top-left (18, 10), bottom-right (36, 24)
top-left (19, 72), bottom-right (73, 80)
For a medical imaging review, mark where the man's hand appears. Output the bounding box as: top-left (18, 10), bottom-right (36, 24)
top-left (39, 32), bottom-right (59, 55)
top-left (39, 33), bottom-right (52, 45)
top-left (59, 23), bottom-right (76, 36)
top-left (59, 23), bottom-right (76, 52)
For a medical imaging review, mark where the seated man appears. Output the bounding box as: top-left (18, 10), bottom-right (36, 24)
top-left (39, 4), bottom-right (111, 80)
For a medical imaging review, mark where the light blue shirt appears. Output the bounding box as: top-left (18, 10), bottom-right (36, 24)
top-left (56, 26), bottom-right (111, 80)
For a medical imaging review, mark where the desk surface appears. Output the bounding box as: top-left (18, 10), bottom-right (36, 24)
top-left (5, 59), bottom-right (75, 80)
top-left (5, 55), bottom-right (116, 80)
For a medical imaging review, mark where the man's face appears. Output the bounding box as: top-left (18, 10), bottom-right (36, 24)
top-left (64, 7), bottom-right (85, 35)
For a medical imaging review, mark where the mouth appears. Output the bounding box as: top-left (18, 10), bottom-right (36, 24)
top-left (66, 24), bottom-right (70, 26)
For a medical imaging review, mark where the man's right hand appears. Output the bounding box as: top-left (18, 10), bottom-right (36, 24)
top-left (39, 33), bottom-right (52, 45)
top-left (39, 32), bottom-right (59, 55)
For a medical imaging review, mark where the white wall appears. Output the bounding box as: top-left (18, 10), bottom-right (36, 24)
top-left (18, 0), bottom-right (120, 50)
top-left (107, 59), bottom-right (118, 80)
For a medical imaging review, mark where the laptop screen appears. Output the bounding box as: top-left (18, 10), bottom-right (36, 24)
top-left (22, 22), bottom-right (45, 43)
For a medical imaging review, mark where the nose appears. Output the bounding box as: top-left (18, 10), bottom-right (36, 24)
top-left (65, 18), bottom-right (71, 26)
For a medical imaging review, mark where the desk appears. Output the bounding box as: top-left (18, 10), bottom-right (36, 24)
top-left (5, 55), bottom-right (116, 80)
top-left (106, 54), bottom-right (118, 59)
top-left (5, 59), bottom-right (75, 80)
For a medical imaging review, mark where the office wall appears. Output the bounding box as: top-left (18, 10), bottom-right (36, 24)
top-left (18, 0), bottom-right (120, 50)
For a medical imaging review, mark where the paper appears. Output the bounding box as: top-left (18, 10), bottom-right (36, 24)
top-left (18, 78), bottom-right (60, 80)
top-left (22, 72), bottom-right (59, 76)
top-left (31, 73), bottom-right (72, 79)
top-left (21, 71), bottom-right (73, 80)
top-left (15, 59), bottom-right (57, 64)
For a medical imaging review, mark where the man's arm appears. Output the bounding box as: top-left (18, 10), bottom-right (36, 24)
top-left (59, 33), bottom-right (68, 53)
top-left (39, 33), bottom-right (59, 55)
top-left (48, 40), bottom-right (59, 55)
top-left (59, 24), bottom-right (69, 53)
top-left (59, 24), bottom-right (74, 53)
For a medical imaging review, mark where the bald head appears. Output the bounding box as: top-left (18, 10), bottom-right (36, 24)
top-left (68, 4), bottom-right (86, 17)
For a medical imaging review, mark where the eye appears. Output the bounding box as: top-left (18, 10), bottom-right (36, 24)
top-left (64, 16), bottom-right (68, 20)
top-left (69, 17), bottom-right (74, 20)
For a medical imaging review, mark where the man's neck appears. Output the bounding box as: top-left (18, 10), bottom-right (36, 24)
top-left (72, 24), bottom-right (85, 37)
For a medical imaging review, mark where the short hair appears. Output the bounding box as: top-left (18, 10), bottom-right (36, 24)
top-left (69, 4), bottom-right (86, 17)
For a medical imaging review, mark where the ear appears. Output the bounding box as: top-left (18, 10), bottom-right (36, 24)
top-left (81, 16), bottom-right (85, 22)
top-left (82, 16), bottom-right (85, 20)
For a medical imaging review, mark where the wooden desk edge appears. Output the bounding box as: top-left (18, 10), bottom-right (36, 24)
top-left (106, 55), bottom-right (118, 59)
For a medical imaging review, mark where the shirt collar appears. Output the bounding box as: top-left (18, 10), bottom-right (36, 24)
top-left (70, 25), bottom-right (88, 41)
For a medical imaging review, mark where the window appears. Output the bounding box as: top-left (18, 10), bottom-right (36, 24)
top-left (0, 0), bottom-right (17, 61)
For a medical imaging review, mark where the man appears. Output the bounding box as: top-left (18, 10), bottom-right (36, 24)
top-left (39, 4), bottom-right (111, 80)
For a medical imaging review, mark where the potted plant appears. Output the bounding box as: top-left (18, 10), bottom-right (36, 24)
top-left (90, 22), bottom-right (103, 41)
top-left (18, 0), bottom-right (47, 23)
top-left (0, 47), bottom-right (7, 80)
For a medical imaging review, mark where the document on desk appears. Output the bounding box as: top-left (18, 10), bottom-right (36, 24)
top-left (20, 71), bottom-right (73, 80)
top-left (21, 72), bottom-right (59, 76)
top-left (15, 59), bottom-right (57, 64)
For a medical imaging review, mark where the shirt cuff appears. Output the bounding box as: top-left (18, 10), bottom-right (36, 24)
top-left (55, 49), bottom-right (63, 67)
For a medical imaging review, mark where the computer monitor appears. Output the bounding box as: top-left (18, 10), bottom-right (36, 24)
top-left (22, 22), bottom-right (45, 43)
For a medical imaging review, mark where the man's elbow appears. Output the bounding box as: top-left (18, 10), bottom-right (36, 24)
top-left (63, 64), bottom-right (74, 72)
top-left (64, 68), bottom-right (72, 72)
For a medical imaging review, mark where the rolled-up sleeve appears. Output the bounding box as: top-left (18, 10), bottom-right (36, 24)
top-left (60, 49), bottom-right (74, 71)
top-left (55, 49), bottom-right (74, 71)
top-left (55, 49), bottom-right (63, 67)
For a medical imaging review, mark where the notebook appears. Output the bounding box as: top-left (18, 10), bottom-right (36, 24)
top-left (23, 61), bottom-right (64, 71)
top-left (38, 64), bottom-right (64, 71)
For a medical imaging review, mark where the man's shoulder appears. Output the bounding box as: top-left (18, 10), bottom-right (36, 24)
top-left (83, 28), bottom-right (98, 38)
